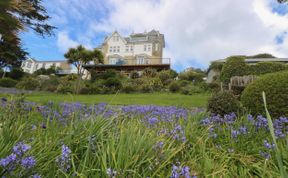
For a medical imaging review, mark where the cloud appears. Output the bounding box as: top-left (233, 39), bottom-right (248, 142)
top-left (86, 0), bottom-right (288, 69)
top-left (57, 31), bottom-right (79, 53)
top-left (45, 0), bottom-right (288, 69)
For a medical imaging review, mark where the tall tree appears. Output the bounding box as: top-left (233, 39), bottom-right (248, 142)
top-left (64, 45), bottom-right (103, 93)
top-left (0, 0), bottom-right (55, 68)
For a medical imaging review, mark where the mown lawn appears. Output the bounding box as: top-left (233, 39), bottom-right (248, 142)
top-left (1, 92), bottom-right (210, 107)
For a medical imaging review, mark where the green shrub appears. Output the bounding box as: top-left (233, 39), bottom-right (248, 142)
top-left (130, 71), bottom-right (140, 79)
top-left (178, 70), bottom-right (205, 83)
top-left (220, 56), bottom-right (247, 83)
top-left (40, 76), bottom-right (60, 92)
top-left (103, 77), bottom-right (122, 91)
top-left (247, 62), bottom-right (287, 75)
top-left (7, 68), bottom-right (25, 80)
top-left (208, 82), bottom-right (221, 92)
top-left (142, 68), bottom-right (157, 78)
top-left (0, 78), bottom-right (17, 88)
top-left (241, 71), bottom-right (288, 118)
top-left (169, 81), bottom-right (181, 93)
top-left (157, 70), bottom-right (177, 85)
top-left (56, 77), bottom-right (74, 94)
top-left (181, 85), bottom-right (206, 95)
top-left (207, 91), bottom-right (241, 116)
top-left (16, 77), bottom-right (40, 90)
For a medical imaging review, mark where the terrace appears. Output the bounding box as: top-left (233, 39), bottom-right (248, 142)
top-left (83, 57), bottom-right (171, 73)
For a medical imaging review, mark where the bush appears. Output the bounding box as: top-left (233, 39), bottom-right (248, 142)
top-left (207, 91), bottom-right (241, 116)
top-left (142, 68), bottom-right (157, 78)
top-left (241, 71), bottom-right (288, 118)
top-left (169, 81), bottom-right (181, 93)
top-left (7, 68), bottom-right (25, 80)
top-left (0, 78), bottom-right (18, 88)
top-left (178, 70), bottom-right (205, 83)
top-left (220, 56), bottom-right (247, 83)
top-left (103, 77), bottom-right (122, 91)
top-left (208, 82), bottom-right (221, 92)
top-left (181, 84), bottom-right (206, 95)
top-left (40, 77), bottom-right (60, 92)
top-left (130, 71), bottom-right (140, 79)
top-left (157, 70), bottom-right (177, 85)
top-left (16, 77), bottom-right (40, 90)
top-left (247, 62), bottom-right (287, 75)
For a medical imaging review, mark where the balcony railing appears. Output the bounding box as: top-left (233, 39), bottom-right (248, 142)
top-left (108, 58), bottom-right (171, 66)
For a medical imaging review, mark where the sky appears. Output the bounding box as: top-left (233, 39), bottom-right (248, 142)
top-left (21, 0), bottom-right (288, 71)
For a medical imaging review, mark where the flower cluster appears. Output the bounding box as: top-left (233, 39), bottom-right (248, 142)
top-left (0, 142), bottom-right (37, 176)
top-left (170, 163), bottom-right (196, 178)
top-left (56, 144), bottom-right (71, 172)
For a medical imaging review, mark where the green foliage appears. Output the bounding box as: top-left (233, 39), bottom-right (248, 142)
top-left (130, 71), bottom-right (140, 79)
top-left (0, 0), bottom-right (54, 68)
top-left (142, 68), bottom-right (157, 78)
top-left (40, 76), bottom-right (60, 92)
top-left (178, 70), bottom-right (205, 83)
top-left (34, 65), bottom-right (61, 75)
top-left (7, 68), bottom-right (25, 80)
top-left (248, 53), bottom-right (275, 58)
top-left (207, 91), bottom-right (241, 115)
top-left (0, 77), bottom-right (17, 88)
top-left (247, 62), bottom-right (287, 75)
top-left (103, 77), bottom-right (122, 91)
top-left (169, 81), bottom-right (181, 93)
top-left (220, 56), bottom-right (247, 83)
top-left (241, 71), bottom-right (288, 118)
top-left (56, 77), bottom-right (74, 94)
top-left (16, 77), bottom-right (40, 90)
top-left (157, 69), bottom-right (178, 85)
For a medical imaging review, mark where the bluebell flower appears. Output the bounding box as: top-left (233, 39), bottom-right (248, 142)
top-left (21, 156), bottom-right (36, 169)
top-left (31, 174), bottom-right (41, 178)
top-left (0, 153), bottom-right (17, 168)
top-left (148, 117), bottom-right (159, 125)
top-left (13, 142), bottom-right (31, 156)
top-left (263, 140), bottom-right (275, 150)
top-left (260, 151), bottom-right (271, 160)
top-left (56, 144), bottom-right (71, 172)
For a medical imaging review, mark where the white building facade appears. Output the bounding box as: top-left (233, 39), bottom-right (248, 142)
top-left (21, 58), bottom-right (71, 74)
top-left (100, 30), bottom-right (166, 65)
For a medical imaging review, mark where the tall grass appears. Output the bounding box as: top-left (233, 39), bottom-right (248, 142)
top-left (0, 98), bottom-right (287, 177)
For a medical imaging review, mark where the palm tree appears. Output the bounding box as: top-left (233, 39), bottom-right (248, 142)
top-left (64, 45), bottom-right (104, 93)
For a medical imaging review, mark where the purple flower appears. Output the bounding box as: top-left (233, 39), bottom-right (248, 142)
top-left (32, 174), bottom-right (41, 178)
top-left (170, 163), bottom-right (192, 178)
top-left (13, 142), bottom-right (31, 156)
top-left (148, 117), bottom-right (159, 125)
top-left (21, 156), bottom-right (36, 169)
top-left (238, 126), bottom-right (248, 135)
top-left (263, 140), bottom-right (275, 150)
top-left (231, 129), bottom-right (240, 139)
top-left (0, 153), bottom-right (17, 168)
top-left (260, 151), bottom-right (271, 160)
top-left (56, 144), bottom-right (71, 172)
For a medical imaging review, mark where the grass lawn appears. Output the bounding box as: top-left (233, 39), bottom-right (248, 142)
top-left (1, 92), bottom-right (210, 107)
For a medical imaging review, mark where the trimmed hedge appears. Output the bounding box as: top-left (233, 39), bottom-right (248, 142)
top-left (0, 78), bottom-right (17, 88)
top-left (241, 71), bottom-right (288, 118)
top-left (220, 56), bottom-right (247, 83)
top-left (207, 91), bottom-right (241, 116)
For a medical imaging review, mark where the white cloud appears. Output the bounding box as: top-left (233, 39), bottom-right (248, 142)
top-left (87, 0), bottom-right (288, 69)
top-left (57, 31), bottom-right (79, 53)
